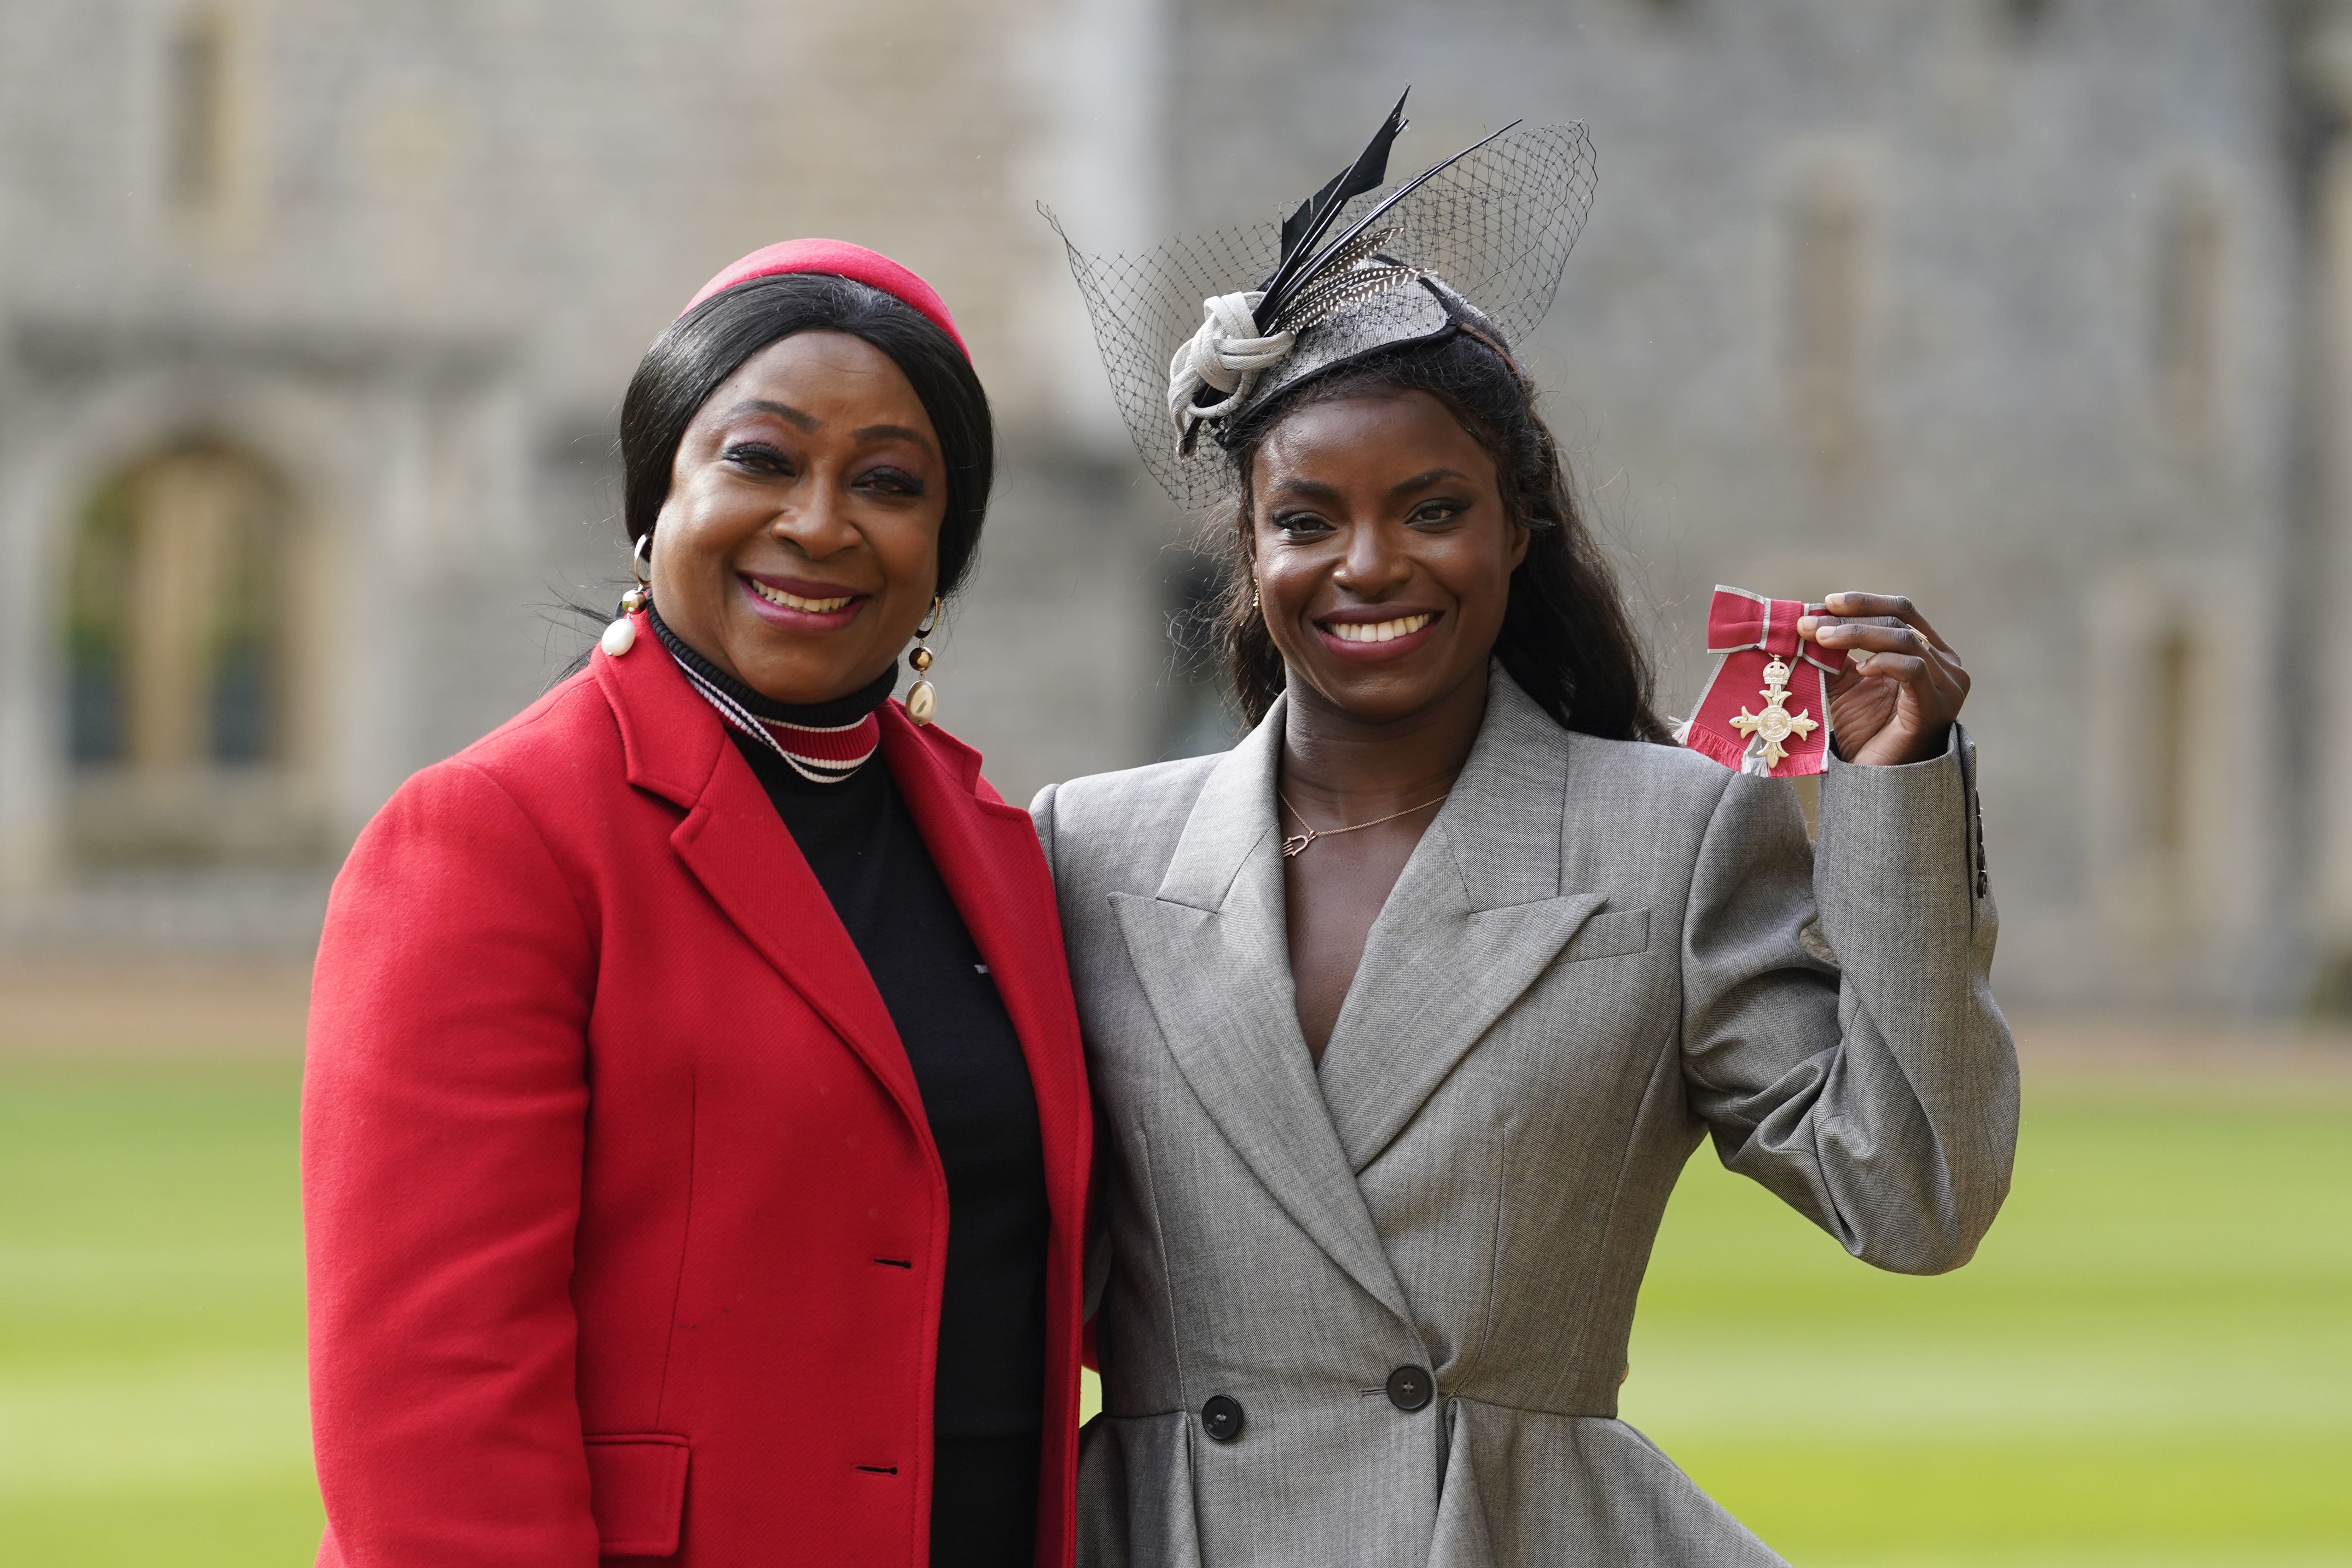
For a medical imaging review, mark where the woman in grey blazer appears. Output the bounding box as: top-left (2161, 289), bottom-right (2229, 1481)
top-left (1040, 102), bottom-right (2015, 1567)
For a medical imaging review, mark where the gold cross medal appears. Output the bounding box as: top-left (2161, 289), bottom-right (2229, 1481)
top-left (1683, 587), bottom-right (1842, 778)
top-left (1728, 656), bottom-right (1819, 769)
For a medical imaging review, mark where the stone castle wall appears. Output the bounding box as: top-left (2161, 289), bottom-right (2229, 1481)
top-left (0, 0), bottom-right (2343, 1008)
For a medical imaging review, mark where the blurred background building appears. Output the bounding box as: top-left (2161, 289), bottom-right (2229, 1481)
top-left (5, 0), bottom-right (2352, 1011)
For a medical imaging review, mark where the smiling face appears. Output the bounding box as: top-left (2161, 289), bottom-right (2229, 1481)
top-left (1247, 389), bottom-right (1528, 726)
top-left (648, 330), bottom-right (946, 704)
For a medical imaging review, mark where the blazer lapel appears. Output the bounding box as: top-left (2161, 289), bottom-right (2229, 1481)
top-left (591, 632), bottom-right (928, 1132)
top-left (1317, 667), bottom-right (1611, 1173)
top-left (880, 709), bottom-right (1093, 1249)
top-left (1110, 699), bottom-right (1413, 1322)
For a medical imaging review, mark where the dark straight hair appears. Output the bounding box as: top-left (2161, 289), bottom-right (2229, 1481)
top-left (618, 271), bottom-right (995, 598)
top-left (1216, 328), bottom-right (1672, 744)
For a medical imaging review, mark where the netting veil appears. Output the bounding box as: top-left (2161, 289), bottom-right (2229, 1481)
top-left (1049, 98), bottom-right (1597, 512)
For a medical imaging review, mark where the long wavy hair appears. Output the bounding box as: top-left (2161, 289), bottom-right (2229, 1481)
top-left (1215, 327), bottom-right (1671, 743)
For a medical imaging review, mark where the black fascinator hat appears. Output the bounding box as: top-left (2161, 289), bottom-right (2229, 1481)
top-left (1049, 90), bottom-right (1597, 510)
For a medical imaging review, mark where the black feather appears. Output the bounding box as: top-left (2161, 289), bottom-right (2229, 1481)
top-left (1260, 89), bottom-right (1411, 318)
top-left (1257, 118), bottom-right (1522, 331)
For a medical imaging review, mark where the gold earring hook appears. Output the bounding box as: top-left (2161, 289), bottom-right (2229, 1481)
top-left (619, 533), bottom-right (653, 616)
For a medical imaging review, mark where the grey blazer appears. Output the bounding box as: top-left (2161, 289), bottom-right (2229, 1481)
top-left (1031, 665), bottom-right (2017, 1568)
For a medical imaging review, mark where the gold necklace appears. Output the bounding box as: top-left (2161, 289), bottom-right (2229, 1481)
top-left (1277, 788), bottom-right (1450, 859)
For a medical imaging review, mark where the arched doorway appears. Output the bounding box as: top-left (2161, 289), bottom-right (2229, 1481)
top-left (63, 442), bottom-right (325, 862)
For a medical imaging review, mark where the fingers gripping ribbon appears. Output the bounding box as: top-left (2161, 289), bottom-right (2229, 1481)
top-left (1678, 586), bottom-right (1847, 778)
top-left (1167, 292), bottom-right (1297, 444)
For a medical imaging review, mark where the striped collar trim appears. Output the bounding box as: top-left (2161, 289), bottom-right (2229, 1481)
top-left (644, 609), bottom-right (889, 786)
top-left (670, 657), bottom-right (881, 785)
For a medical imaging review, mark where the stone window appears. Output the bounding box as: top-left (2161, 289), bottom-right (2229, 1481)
top-left (2086, 564), bottom-right (2252, 945)
top-left (64, 445), bottom-right (325, 863)
top-left (1786, 171), bottom-right (1870, 481)
top-left (2154, 178), bottom-right (2224, 458)
top-left (2148, 623), bottom-right (2194, 859)
top-left (165, 9), bottom-right (229, 210)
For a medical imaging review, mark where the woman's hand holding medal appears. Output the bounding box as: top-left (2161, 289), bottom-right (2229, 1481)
top-left (1799, 592), bottom-right (1972, 767)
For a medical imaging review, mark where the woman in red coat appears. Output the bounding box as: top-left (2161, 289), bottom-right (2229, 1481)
top-left (303, 241), bottom-right (1092, 1568)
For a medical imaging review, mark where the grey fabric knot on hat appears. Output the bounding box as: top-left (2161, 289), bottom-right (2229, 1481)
top-left (1167, 290), bottom-right (1295, 441)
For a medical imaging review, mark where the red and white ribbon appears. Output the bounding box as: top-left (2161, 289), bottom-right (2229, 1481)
top-left (1679, 586), bottom-right (1845, 778)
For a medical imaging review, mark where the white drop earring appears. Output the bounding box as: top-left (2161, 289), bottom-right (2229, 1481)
top-left (602, 534), bottom-right (652, 656)
top-left (905, 597), bottom-right (942, 726)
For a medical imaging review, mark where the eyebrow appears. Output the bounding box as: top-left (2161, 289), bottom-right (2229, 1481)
top-left (1266, 469), bottom-right (1473, 504)
top-left (716, 404), bottom-right (937, 456)
top-left (720, 398), bottom-right (818, 431)
top-left (852, 423), bottom-right (936, 451)
top-left (1388, 467), bottom-right (1474, 498)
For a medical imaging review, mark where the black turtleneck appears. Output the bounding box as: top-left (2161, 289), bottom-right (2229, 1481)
top-left (650, 613), bottom-right (1048, 1568)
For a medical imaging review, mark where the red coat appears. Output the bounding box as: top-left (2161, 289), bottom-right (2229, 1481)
top-left (303, 616), bottom-right (1092, 1567)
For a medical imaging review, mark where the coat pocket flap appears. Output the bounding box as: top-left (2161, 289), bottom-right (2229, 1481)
top-left (1554, 907), bottom-right (1650, 964)
top-left (586, 1433), bottom-right (690, 1557)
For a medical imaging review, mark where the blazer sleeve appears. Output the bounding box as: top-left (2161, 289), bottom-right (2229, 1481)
top-left (303, 759), bottom-right (601, 1567)
top-left (1677, 725), bottom-right (2018, 1275)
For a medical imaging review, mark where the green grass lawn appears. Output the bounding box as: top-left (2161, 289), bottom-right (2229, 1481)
top-left (2, 1058), bottom-right (2345, 1566)
top-left (1620, 1072), bottom-right (2352, 1567)
top-left (0, 1062), bottom-right (318, 1565)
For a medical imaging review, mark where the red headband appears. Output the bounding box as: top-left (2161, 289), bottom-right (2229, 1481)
top-left (677, 238), bottom-right (968, 357)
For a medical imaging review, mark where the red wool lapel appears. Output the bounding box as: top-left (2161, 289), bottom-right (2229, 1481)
top-left (877, 706), bottom-right (1092, 1213)
top-left (879, 704), bottom-right (1091, 1568)
top-left (591, 623), bottom-right (928, 1131)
